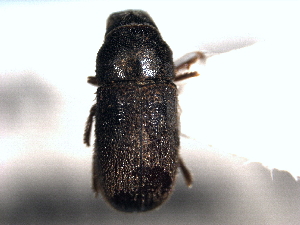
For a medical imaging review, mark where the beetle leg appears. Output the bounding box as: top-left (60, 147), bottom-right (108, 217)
top-left (92, 152), bottom-right (101, 197)
top-left (174, 51), bottom-right (206, 71)
top-left (179, 157), bottom-right (193, 187)
top-left (174, 71), bottom-right (199, 82)
top-left (87, 76), bottom-right (99, 86)
top-left (174, 51), bottom-right (205, 82)
top-left (84, 104), bottom-right (97, 147)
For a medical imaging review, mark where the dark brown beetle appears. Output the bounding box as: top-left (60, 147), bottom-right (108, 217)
top-left (84, 10), bottom-right (204, 212)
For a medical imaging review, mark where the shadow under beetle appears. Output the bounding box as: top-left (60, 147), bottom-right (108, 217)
top-left (84, 10), bottom-right (204, 212)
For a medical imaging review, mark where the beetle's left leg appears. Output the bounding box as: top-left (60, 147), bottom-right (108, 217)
top-left (179, 157), bottom-right (193, 187)
top-left (84, 75), bottom-right (99, 146)
top-left (174, 51), bottom-right (205, 82)
top-left (87, 76), bottom-right (99, 86)
top-left (84, 104), bottom-right (96, 147)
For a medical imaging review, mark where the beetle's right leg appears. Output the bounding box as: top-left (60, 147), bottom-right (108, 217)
top-left (179, 157), bottom-right (193, 187)
top-left (174, 51), bottom-right (206, 82)
top-left (84, 104), bottom-right (96, 147)
top-left (174, 71), bottom-right (199, 82)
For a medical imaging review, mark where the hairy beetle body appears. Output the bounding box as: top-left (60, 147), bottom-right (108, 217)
top-left (94, 82), bottom-right (178, 211)
top-left (84, 10), bottom-right (200, 212)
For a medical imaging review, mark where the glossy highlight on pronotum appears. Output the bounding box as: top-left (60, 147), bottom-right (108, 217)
top-left (84, 10), bottom-right (203, 212)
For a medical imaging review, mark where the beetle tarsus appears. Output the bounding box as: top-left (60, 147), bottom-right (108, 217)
top-left (84, 104), bottom-right (96, 147)
top-left (179, 157), bottom-right (193, 187)
top-left (174, 71), bottom-right (199, 82)
top-left (87, 76), bottom-right (99, 86)
top-left (174, 51), bottom-right (205, 81)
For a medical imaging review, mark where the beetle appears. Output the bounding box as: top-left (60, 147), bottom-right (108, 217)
top-left (84, 10), bottom-right (204, 212)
